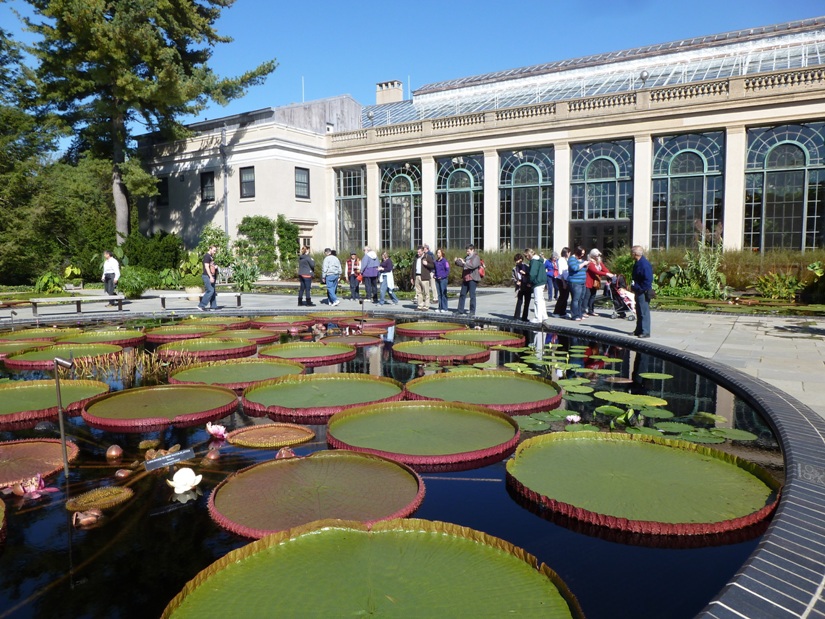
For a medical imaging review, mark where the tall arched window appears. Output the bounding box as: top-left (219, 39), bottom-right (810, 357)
top-left (335, 167), bottom-right (367, 252)
top-left (570, 141), bottom-right (633, 251)
top-left (651, 132), bottom-right (724, 249)
top-left (499, 148), bottom-right (554, 250)
top-left (435, 155), bottom-right (483, 250)
top-left (745, 122), bottom-right (825, 251)
top-left (380, 161), bottom-right (422, 249)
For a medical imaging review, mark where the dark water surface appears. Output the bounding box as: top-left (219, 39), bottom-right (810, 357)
top-left (0, 321), bottom-right (783, 618)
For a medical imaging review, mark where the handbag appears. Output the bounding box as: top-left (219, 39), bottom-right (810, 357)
top-left (356, 274), bottom-right (363, 282)
top-left (593, 278), bottom-right (601, 290)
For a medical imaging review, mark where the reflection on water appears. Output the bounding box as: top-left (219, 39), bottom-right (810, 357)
top-left (0, 319), bottom-right (782, 619)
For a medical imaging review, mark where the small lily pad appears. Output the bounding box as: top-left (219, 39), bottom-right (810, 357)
top-left (692, 412), bottom-right (728, 424)
top-left (530, 411), bottom-right (568, 422)
top-left (515, 416), bottom-right (550, 432)
top-left (65, 486), bottom-right (134, 512)
top-left (563, 385), bottom-right (594, 394)
top-left (710, 428), bottom-right (759, 441)
top-left (639, 407), bottom-right (675, 420)
top-left (638, 373), bottom-right (674, 380)
top-left (654, 422), bottom-right (696, 434)
top-left (595, 405), bottom-right (625, 417)
top-left (562, 393), bottom-right (593, 403)
top-left (679, 432), bottom-right (726, 444)
top-left (565, 423), bottom-right (600, 432)
top-left (624, 427), bottom-right (663, 436)
top-left (574, 368), bottom-right (619, 375)
top-left (556, 378), bottom-right (591, 387)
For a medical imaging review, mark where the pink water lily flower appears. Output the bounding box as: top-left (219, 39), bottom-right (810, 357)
top-left (206, 422), bottom-right (227, 441)
top-left (13, 474), bottom-right (59, 500)
top-left (566, 414), bottom-right (581, 424)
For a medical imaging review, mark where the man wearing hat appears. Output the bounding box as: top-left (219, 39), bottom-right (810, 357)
top-left (345, 251), bottom-right (361, 300)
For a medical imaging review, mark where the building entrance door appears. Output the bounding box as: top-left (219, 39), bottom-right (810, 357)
top-left (569, 220), bottom-right (631, 256)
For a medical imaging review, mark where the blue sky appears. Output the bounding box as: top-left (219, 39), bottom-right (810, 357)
top-left (2, 0), bottom-right (823, 125)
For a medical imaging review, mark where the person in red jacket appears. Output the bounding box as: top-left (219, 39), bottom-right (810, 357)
top-left (585, 248), bottom-right (612, 317)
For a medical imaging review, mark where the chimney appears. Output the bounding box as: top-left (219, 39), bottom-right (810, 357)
top-left (376, 80), bottom-right (404, 105)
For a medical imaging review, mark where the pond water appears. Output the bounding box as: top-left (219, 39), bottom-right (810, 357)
top-left (0, 319), bottom-right (783, 619)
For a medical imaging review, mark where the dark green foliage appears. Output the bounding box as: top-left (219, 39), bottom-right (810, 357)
top-left (275, 215), bottom-right (299, 275)
top-left (238, 216), bottom-right (276, 272)
top-left (34, 271), bottom-right (63, 294)
top-left (196, 225), bottom-right (232, 267)
top-left (122, 230), bottom-right (184, 272)
top-left (117, 266), bottom-right (158, 299)
top-left (755, 272), bottom-right (803, 301)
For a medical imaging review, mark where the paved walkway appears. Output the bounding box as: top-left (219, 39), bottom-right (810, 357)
top-left (3, 286), bottom-right (824, 420)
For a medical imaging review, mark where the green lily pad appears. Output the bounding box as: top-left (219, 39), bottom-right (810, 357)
top-left (638, 373), bottom-right (674, 380)
top-left (679, 432), bottom-right (726, 444)
top-left (573, 368), bottom-right (619, 375)
top-left (692, 412), bottom-right (728, 424)
top-left (710, 428), bottom-right (759, 441)
top-left (594, 392), bottom-right (669, 407)
top-left (639, 407), bottom-right (675, 420)
top-left (654, 422), bottom-right (696, 434)
top-left (531, 411), bottom-right (569, 422)
top-left (565, 424), bottom-right (600, 432)
top-left (594, 405), bottom-right (626, 417)
top-left (624, 427), bottom-right (664, 436)
top-left (516, 416), bottom-right (551, 432)
top-left (563, 385), bottom-right (594, 394)
top-left (562, 393), bottom-right (593, 403)
top-left (556, 378), bottom-right (591, 387)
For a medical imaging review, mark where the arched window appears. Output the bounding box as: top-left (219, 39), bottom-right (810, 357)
top-left (499, 148), bottom-right (554, 250)
top-left (651, 132), bottom-right (724, 249)
top-left (380, 161), bottom-right (422, 249)
top-left (335, 167), bottom-right (367, 251)
top-left (435, 155), bottom-right (483, 251)
top-left (745, 122), bottom-right (825, 251)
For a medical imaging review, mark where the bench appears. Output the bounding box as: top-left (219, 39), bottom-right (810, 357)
top-left (158, 292), bottom-right (242, 310)
top-left (29, 295), bottom-right (124, 316)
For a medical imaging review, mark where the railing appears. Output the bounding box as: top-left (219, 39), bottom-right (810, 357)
top-left (650, 80), bottom-right (729, 103)
top-left (495, 103), bottom-right (556, 121)
top-left (744, 67), bottom-right (825, 92)
top-left (567, 92), bottom-right (636, 113)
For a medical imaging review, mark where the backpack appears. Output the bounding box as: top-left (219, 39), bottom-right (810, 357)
top-left (478, 259), bottom-right (486, 278)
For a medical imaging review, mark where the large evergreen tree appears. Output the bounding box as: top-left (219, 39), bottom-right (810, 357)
top-left (24, 0), bottom-right (276, 244)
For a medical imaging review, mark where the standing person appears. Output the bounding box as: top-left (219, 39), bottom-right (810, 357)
top-left (322, 248), bottom-right (342, 306)
top-left (454, 244), bottom-right (481, 316)
top-left (378, 251), bottom-right (400, 305)
top-left (433, 247), bottom-right (450, 313)
top-left (512, 253), bottom-right (532, 321)
top-left (546, 252), bottom-right (559, 300)
top-left (552, 248), bottom-right (570, 316)
top-left (345, 252), bottom-right (361, 300)
top-left (566, 246), bottom-right (588, 321)
top-left (297, 245), bottom-right (315, 306)
top-left (360, 247), bottom-right (380, 303)
top-left (585, 249), bottom-right (613, 316)
top-left (101, 250), bottom-right (120, 306)
top-left (424, 243), bottom-right (438, 305)
top-left (527, 248), bottom-right (549, 323)
top-left (411, 245), bottom-right (433, 311)
top-left (197, 245), bottom-right (218, 311)
top-left (631, 245), bottom-right (654, 338)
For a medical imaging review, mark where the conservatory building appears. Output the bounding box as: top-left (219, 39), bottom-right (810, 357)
top-left (139, 16), bottom-right (825, 255)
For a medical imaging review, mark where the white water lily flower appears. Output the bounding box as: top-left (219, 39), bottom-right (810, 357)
top-left (166, 467), bottom-right (203, 494)
top-left (566, 414), bottom-right (581, 424)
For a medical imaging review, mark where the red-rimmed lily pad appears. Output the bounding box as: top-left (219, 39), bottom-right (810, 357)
top-left (144, 325), bottom-right (222, 344)
top-left (4, 343), bottom-right (122, 371)
top-left (56, 329), bottom-right (146, 348)
top-left (226, 423), bottom-right (315, 448)
top-left (0, 379), bottom-right (110, 429)
top-left (243, 373), bottom-right (404, 423)
top-left (208, 450), bottom-right (425, 538)
top-left (405, 370), bottom-right (562, 413)
top-left (307, 310), bottom-right (363, 322)
top-left (249, 315), bottom-right (315, 331)
top-left (0, 341), bottom-right (48, 360)
top-left (0, 327), bottom-right (83, 342)
top-left (337, 316), bottom-right (396, 331)
top-left (81, 385), bottom-right (238, 432)
top-left (156, 337), bottom-right (257, 362)
top-left (169, 358), bottom-right (304, 392)
top-left (320, 334), bottom-right (382, 348)
top-left (506, 431), bottom-right (780, 537)
top-left (258, 341), bottom-right (356, 368)
top-left (327, 400), bottom-right (520, 472)
top-left (179, 316), bottom-right (251, 330)
top-left (161, 518), bottom-right (583, 618)
top-left (395, 321), bottom-right (468, 337)
top-left (392, 339), bottom-right (490, 364)
top-left (211, 328), bottom-right (283, 345)
top-left (441, 329), bottom-right (526, 347)
top-left (0, 439), bottom-right (80, 488)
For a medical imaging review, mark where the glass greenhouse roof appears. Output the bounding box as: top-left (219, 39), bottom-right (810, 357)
top-left (362, 17), bottom-right (825, 127)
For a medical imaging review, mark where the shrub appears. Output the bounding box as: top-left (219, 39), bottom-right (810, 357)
top-left (237, 216), bottom-right (276, 273)
top-left (232, 259), bottom-right (260, 291)
top-left (756, 272), bottom-right (803, 301)
top-left (34, 271), bottom-right (64, 294)
top-left (196, 225), bottom-right (232, 268)
top-left (181, 273), bottom-right (204, 288)
top-left (121, 230), bottom-right (184, 272)
top-left (117, 266), bottom-right (158, 299)
top-left (275, 215), bottom-right (300, 276)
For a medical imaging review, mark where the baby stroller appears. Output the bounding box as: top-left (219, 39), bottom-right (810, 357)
top-left (606, 274), bottom-right (636, 321)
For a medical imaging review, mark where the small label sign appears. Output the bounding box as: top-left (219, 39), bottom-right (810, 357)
top-left (144, 448), bottom-right (196, 471)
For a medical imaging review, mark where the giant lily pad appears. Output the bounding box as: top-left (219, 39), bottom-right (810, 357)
top-left (506, 432), bottom-right (780, 537)
top-left (180, 316), bottom-right (251, 329)
top-left (65, 486), bottom-right (134, 511)
top-left (0, 379), bottom-right (110, 428)
top-left (393, 339), bottom-right (490, 364)
top-left (337, 317), bottom-right (396, 331)
top-left (405, 371), bottom-right (562, 414)
top-left (249, 315), bottom-right (315, 331)
top-left (243, 373), bottom-right (404, 423)
top-left (56, 329), bottom-right (146, 348)
top-left (258, 342), bottom-right (356, 368)
top-left (0, 341), bottom-right (48, 360)
top-left (144, 325), bottom-right (222, 344)
top-left (327, 401), bottom-right (520, 471)
top-left (169, 358), bottom-right (304, 392)
top-left (156, 337), bottom-right (257, 362)
top-left (308, 310), bottom-right (363, 322)
top-left (226, 423), bottom-right (315, 449)
top-left (440, 329), bottom-right (526, 347)
top-left (82, 385), bottom-right (238, 432)
top-left (208, 451), bottom-right (425, 538)
top-left (4, 343), bottom-right (122, 371)
top-left (394, 321), bottom-right (468, 337)
top-left (161, 519), bottom-right (582, 618)
top-left (320, 334), bottom-right (382, 348)
top-left (0, 439), bottom-right (80, 488)
top-left (0, 327), bottom-right (82, 342)
top-left (211, 329), bottom-right (284, 345)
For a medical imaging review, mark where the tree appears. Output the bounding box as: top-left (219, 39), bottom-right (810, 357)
top-left (24, 0), bottom-right (277, 244)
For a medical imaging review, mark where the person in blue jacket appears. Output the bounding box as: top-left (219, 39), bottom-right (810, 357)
top-left (631, 245), bottom-right (654, 338)
top-left (566, 246), bottom-right (588, 321)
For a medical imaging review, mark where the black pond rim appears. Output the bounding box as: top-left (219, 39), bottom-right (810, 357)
top-left (10, 310), bottom-right (824, 619)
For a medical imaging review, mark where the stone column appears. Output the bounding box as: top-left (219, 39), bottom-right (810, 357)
top-left (366, 162), bottom-right (380, 249)
top-left (723, 126), bottom-right (747, 251)
top-left (633, 134), bottom-right (653, 248)
top-left (553, 142), bottom-right (570, 251)
top-left (421, 155), bottom-right (437, 248)
top-left (483, 149), bottom-right (499, 251)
